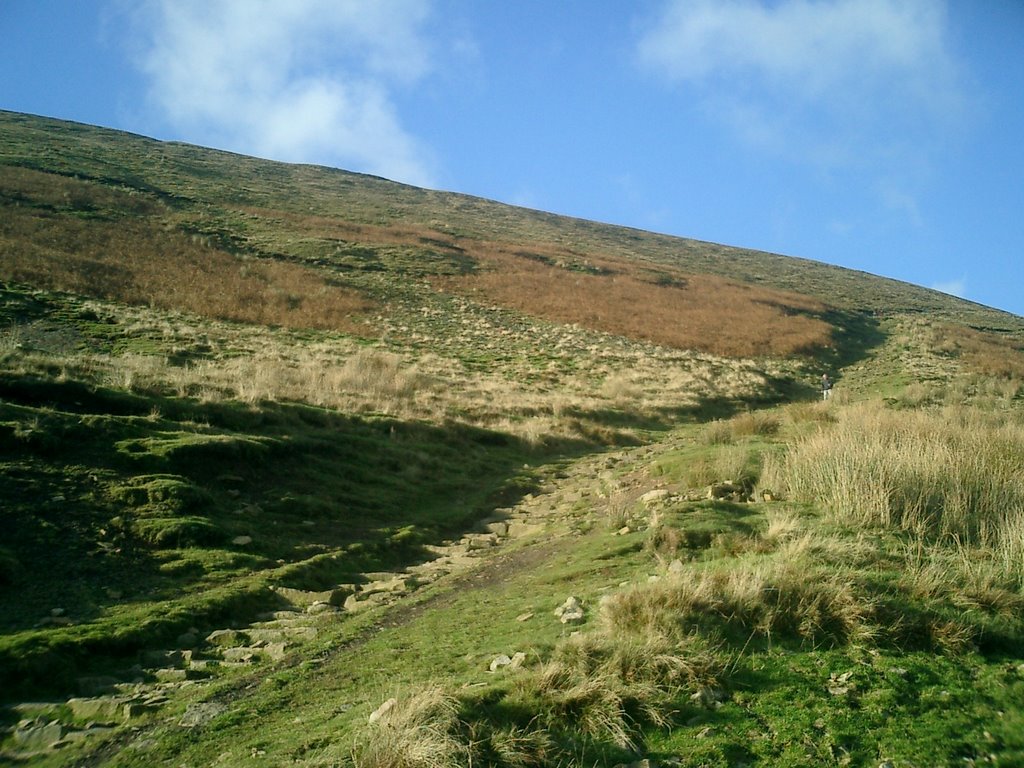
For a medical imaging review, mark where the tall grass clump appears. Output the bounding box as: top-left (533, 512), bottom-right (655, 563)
top-left (600, 556), bottom-right (872, 648)
top-left (765, 404), bottom-right (1024, 573)
top-left (349, 685), bottom-right (468, 768)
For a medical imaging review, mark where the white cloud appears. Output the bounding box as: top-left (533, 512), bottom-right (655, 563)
top-left (931, 277), bottom-right (967, 298)
top-left (637, 0), bottom-right (963, 166)
top-left (131, 0), bottom-right (436, 186)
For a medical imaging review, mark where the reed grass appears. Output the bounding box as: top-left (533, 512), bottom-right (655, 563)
top-left (764, 403), bottom-right (1024, 578)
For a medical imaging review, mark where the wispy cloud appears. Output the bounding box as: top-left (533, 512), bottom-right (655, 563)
top-left (931, 277), bottom-right (968, 299)
top-left (130, 0), bottom-right (437, 186)
top-left (636, 0), bottom-right (964, 167)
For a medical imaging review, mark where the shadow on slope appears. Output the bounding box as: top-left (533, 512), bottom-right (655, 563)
top-left (0, 374), bottom-right (584, 701)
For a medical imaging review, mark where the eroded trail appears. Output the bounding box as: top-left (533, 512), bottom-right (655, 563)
top-left (7, 437), bottom-right (664, 765)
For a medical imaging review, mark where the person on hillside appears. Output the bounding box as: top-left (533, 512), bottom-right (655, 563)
top-left (821, 373), bottom-right (833, 401)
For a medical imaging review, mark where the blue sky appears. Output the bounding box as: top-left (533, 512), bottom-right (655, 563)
top-left (2, 1), bottom-right (1023, 317)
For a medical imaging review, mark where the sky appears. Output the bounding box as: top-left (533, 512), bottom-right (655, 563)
top-left (2, 1), bottom-right (1023, 317)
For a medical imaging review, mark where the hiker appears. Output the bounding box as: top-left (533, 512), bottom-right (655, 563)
top-left (821, 373), bottom-right (833, 401)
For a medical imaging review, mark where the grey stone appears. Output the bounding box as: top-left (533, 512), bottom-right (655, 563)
top-left (68, 696), bottom-right (127, 723)
top-left (178, 702), bottom-right (227, 728)
top-left (206, 628), bottom-right (248, 647)
top-left (554, 596), bottom-right (585, 624)
top-left (12, 721), bottom-right (63, 751)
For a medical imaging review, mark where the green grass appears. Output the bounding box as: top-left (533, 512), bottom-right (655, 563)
top-left (3, 110), bottom-right (1024, 767)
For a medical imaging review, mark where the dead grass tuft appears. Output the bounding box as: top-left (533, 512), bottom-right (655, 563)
top-left (601, 557), bottom-right (872, 647)
top-left (769, 403), bottom-right (1024, 568)
top-left (351, 685), bottom-right (467, 768)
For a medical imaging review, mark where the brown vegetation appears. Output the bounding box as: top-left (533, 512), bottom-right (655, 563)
top-left (933, 322), bottom-right (1024, 379)
top-left (0, 169), bottom-right (374, 333)
top-left (435, 243), bottom-right (834, 357)
top-left (233, 205), bottom-right (836, 358)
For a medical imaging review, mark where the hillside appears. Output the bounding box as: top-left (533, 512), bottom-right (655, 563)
top-left (2, 111), bottom-right (1024, 767)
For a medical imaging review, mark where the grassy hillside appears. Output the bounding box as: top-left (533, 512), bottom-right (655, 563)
top-left (2, 111), bottom-right (1024, 767)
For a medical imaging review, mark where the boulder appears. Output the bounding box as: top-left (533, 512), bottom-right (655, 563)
top-left (554, 596), bottom-right (585, 624)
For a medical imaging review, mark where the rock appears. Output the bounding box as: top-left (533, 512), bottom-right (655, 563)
top-left (554, 596), bottom-right (585, 624)
top-left (179, 702), bottom-right (226, 728)
top-left (708, 482), bottom-right (743, 500)
top-left (12, 720), bottom-right (63, 751)
top-left (640, 489), bottom-right (671, 504)
top-left (617, 526), bottom-right (632, 536)
top-left (220, 647), bottom-right (257, 664)
top-left (263, 642), bottom-right (288, 661)
top-left (306, 601), bottom-right (337, 615)
top-left (153, 668), bottom-right (188, 683)
top-left (143, 649), bottom-right (191, 668)
top-left (464, 533), bottom-right (498, 552)
top-left (369, 698), bottom-right (397, 724)
top-left (176, 630), bottom-right (199, 648)
top-left (761, 490), bottom-right (776, 502)
top-left (509, 651), bottom-right (527, 670)
top-left (68, 696), bottom-right (128, 722)
top-left (515, 612), bottom-right (534, 622)
top-left (489, 654), bottom-right (513, 672)
top-left (667, 559), bottom-right (685, 575)
top-left (690, 687), bottom-right (726, 709)
top-left (205, 629), bottom-right (248, 647)
top-left (827, 670), bottom-right (855, 696)
top-left (483, 520), bottom-right (509, 537)
top-left (231, 535), bottom-right (252, 546)
top-left (123, 700), bottom-right (162, 719)
top-left (76, 675), bottom-right (119, 696)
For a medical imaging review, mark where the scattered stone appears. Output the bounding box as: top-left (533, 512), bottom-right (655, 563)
top-left (617, 526), bottom-right (631, 536)
top-left (231, 535), bottom-right (252, 546)
top-left (369, 698), bottom-right (397, 724)
top-left (554, 596), bottom-right (585, 624)
top-left (667, 559), bottom-right (685, 575)
top-left (515, 612), bottom-right (534, 622)
top-left (509, 651), bottom-right (527, 670)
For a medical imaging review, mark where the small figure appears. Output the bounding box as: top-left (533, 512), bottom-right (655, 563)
top-left (821, 373), bottom-right (833, 401)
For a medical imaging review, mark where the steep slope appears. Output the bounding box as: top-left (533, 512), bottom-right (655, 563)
top-left (2, 112), bottom-right (1024, 766)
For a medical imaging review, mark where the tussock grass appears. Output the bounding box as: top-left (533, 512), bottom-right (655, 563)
top-left (601, 556), bottom-right (873, 648)
top-left (765, 404), bottom-right (1024, 573)
top-left (350, 686), bottom-right (468, 768)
